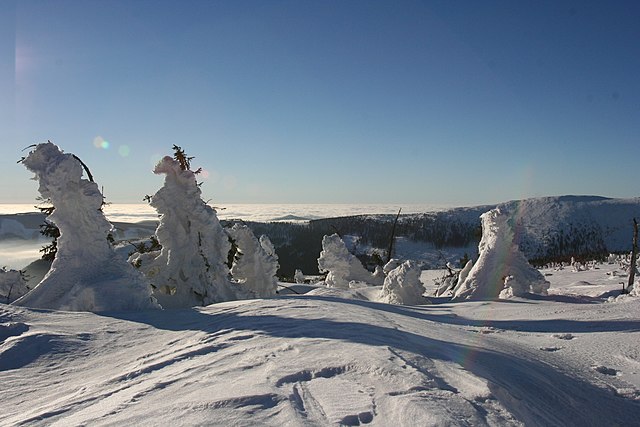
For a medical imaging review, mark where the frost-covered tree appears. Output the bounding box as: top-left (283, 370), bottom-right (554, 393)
top-left (129, 148), bottom-right (236, 308)
top-left (15, 142), bottom-right (158, 311)
top-left (294, 269), bottom-right (305, 284)
top-left (452, 208), bottom-right (549, 300)
top-left (378, 260), bottom-right (427, 305)
top-left (228, 224), bottom-right (279, 298)
top-left (318, 234), bottom-right (383, 289)
top-left (0, 267), bottom-right (29, 304)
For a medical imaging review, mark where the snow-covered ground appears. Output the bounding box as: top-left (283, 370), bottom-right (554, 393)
top-left (2, 262), bottom-right (639, 426)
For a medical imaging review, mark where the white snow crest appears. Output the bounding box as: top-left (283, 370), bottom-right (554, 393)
top-left (130, 155), bottom-right (237, 308)
top-left (228, 224), bottom-right (279, 298)
top-left (379, 260), bottom-right (427, 305)
top-left (15, 142), bottom-right (158, 311)
top-left (452, 208), bottom-right (550, 300)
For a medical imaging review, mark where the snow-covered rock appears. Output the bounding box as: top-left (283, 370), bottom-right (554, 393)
top-left (379, 260), bottom-right (427, 305)
top-left (14, 142), bottom-right (158, 311)
top-left (129, 155), bottom-right (237, 308)
top-left (452, 208), bottom-right (550, 300)
top-left (318, 234), bottom-right (382, 288)
top-left (228, 224), bottom-right (279, 298)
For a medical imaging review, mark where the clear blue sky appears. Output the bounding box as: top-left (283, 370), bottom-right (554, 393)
top-left (1, 0), bottom-right (638, 205)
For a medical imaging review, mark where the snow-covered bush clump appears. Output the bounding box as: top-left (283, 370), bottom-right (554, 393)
top-left (0, 268), bottom-right (29, 303)
top-left (15, 142), bottom-right (158, 311)
top-left (294, 269), bottom-right (305, 284)
top-left (129, 152), bottom-right (237, 308)
top-left (318, 234), bottom-right (383, 288)
top-left (228, 224), bottom-right (279, 298)
top-left (379, 260), bottom-right (427, 305)
top-left (452, 208), bottom-right (550, 300)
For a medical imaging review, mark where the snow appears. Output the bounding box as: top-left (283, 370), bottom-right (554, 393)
top-left (453, 208), bottom-right (550, 300)
top-left (318, 234), bottom-right (383, 289)
top-left (13, 143), bottom-right (158, 311)
top-left (3, 191), bottom-right (640, 424)
top-left (129, 156), bottom-right (237, 308)
top-left (379, 260), bottom-right (428, 305)
top-left (0, 268), bottom-right (29, 303)
top-left (2, 264), bottom-right (640, 425)
top-left (228, 224), bottom-right (279, 298)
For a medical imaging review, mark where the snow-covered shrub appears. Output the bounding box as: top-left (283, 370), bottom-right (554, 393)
top-left (379, 260), bottom-right (427, 305)
top-left (129, 149), bottom-right (237, 308)
top-left (15, 142), bottom-right (158, 311)
top-left (294, 269), bottom-right (305, 284)
top-left (318, 234), bottom-right (383, 288)
top-left (228, 224), bottom-right (279, 298)
top-left (0, 267), bottom-right (29, 303)
top-left (452, 208), bottom-right (550, 300)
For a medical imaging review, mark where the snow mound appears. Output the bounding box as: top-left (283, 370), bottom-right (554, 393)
top-left (453, 208), bottom-right (550, 300)
top-left (14, 142), bottom-right (158, 311)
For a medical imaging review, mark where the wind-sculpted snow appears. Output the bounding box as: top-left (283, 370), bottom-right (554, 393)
top-left (14, 142), bottom-right (158, 311)
top-left (1, 278), bottom-right (640, 426)
top-left (452, 208), bottom-right (549, 300)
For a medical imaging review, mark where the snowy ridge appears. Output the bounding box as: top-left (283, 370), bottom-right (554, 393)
top-left (500, 196), bottom-right (640, 260)
top-left (2, 196), bottom-right (640, 275)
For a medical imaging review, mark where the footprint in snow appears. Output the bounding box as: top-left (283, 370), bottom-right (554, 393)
top-left (552, 333), bottom-right (575, 340)
top-left (539, 346), bottom-right (562, 352)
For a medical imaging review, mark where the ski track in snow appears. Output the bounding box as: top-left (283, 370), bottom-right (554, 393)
top-left (2, 266), bottom-right (640, 426)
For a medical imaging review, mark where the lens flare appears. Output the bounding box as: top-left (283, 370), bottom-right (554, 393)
top-left (93, 136), bottom-right (110, 150)
top-left (118, 145), bottom-right (130, 157)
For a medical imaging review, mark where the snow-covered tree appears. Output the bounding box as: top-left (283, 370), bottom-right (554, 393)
top-left (15, 142), bottom-right (158, 311)
top-left (294, 269), bottom-right (305, 284)
top-left (318, 234), bottom-right (383, 288)
top-left (452, 208), bottom-right (550, 300)
top-left (228, 224), bottom-right (279, 298)
top-left (0, 267), bottom-right (29, 304)
top-left (129, 148), bottom-right (236, 308)
top-left (378, 260), bottom-right (427, 305)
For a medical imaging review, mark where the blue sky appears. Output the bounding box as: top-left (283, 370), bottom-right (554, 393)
top-left (1, 0), bottom-right (638, 205)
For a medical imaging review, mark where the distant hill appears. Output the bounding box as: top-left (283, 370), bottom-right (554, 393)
top-left (2, 196), bottom-right (639, 277)
top-left (239, 196), bottom-right (640, 277)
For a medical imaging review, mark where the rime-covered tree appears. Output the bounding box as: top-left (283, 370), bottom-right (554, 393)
top-left (228, 224), bottom-right (279, 298)
top-left (129, 146), bottom-right (236, 307)
top-left (452, 208), bottom-right (549, 300)
top-left (317, 234), bottom-right (383, 288)
top-left (15, 142), bottom-right (158, 311)
top-left (378, 260), bottom-right (427, 305)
